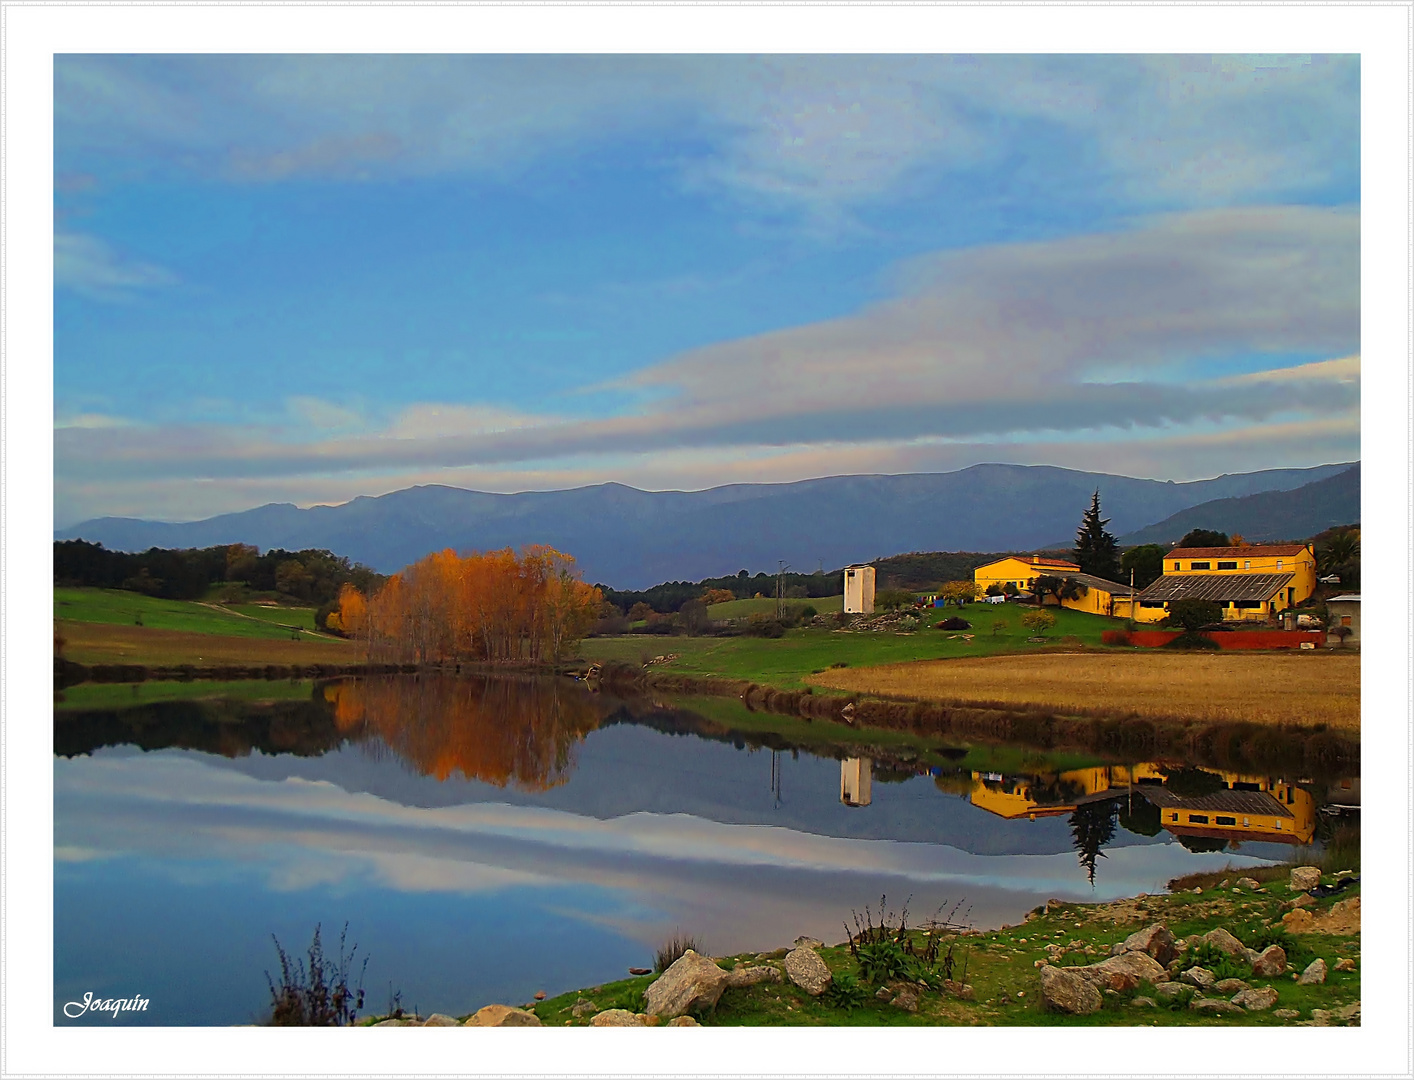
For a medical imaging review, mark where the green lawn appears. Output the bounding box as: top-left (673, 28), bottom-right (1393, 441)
top-left (226, 603), bottom-right (319, 631)
top-left (55, 678), bottom-right (319, 711)
top-left (581, 602), bottom-right (1121, 689)
top-left (707, 595), bottom-right (843, 620)
top-left (54, 588), bottom-right (325, 641)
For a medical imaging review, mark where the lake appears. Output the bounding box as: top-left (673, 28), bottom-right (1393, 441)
top-left (53, 675), bottom-right (1358, 1025)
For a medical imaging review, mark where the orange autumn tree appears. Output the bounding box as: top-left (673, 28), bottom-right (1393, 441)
top-left (340, 546), bottom-right (602, 665)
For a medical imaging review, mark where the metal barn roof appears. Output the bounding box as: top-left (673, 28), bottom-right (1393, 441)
top-left (1137, 572), bottom-right (1294, 604)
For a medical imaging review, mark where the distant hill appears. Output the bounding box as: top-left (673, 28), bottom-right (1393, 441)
top-left (57, 461), bottom-right (1355, 590)
top-left (1117, 464), bottom-right (1360, 546)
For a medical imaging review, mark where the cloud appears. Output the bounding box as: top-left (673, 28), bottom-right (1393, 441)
top-left (54, 231), bottom-right (175, 300)
top-left (54, 55), bottom-right (1358, 220)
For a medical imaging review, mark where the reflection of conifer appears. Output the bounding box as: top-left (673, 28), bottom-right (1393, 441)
top-left (1070, 799), bottom-right (1118, 885)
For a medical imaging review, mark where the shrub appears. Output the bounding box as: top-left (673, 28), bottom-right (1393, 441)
top-left (745, 617), bottom-right (786, 638)
top-left (800, 605), bottom-right (817, 620)
top-left (1020, 610), bottom-right (1056, 635)
top-left (937, 617), bottom-right (971, 631)
top-left (856, 939), bottom-right (911, 984)
top-left (991, 619), bottom-right (1008, 636)
top-left (1165, 598), bottom-right (1223, 632)
top-left (654, 933), bottom-right (703, 974)
top-left (265, 923), bottom-right (367, 1026)
top-left (1183, 942), bottom-right (1249, 982)
top-left (822, 973), bottom-right (869, 1012)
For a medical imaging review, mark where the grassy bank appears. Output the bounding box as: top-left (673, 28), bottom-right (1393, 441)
top-left (56, 621), bottom-right (356, 667)
top-left (809, 652), bottom-right (1360, 731)
top-left (368, 867), bottom-right (1360, 1027)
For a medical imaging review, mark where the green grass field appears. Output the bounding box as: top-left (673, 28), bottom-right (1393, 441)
top-left (706, 595), bottom-right (843, 620)
top-left (54, 588), bottom-right (327, 641)
top-left (581, 601), bottom-right (1119, 689)
top-left (55, 678), bottom-right (320, 711)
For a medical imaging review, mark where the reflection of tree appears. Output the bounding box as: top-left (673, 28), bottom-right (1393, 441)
top-left (1070, 800), bottom-right (1118, 884)
top-left (1177, 834), bottom-right (1231, 854)
top-left (1162, 767), bottom-right (1225, 798)
top-left (1028, 775), bottom-right (1087, 807)
top-left (1117, 795), bottom-right (1163, 837)
top-left (324, 676), bottom-right (604, 792)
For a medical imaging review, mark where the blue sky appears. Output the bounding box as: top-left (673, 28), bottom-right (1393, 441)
top-left (54, 55), bottom-right (1360, 525)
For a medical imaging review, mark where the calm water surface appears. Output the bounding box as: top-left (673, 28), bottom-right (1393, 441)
top-left (53, 675), bottom-right (1358, 1025)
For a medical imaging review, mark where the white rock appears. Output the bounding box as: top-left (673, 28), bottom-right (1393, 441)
top-left (782, 946), bottom-right (832, 996)
top-left (643, 950), bottom-right (729, 1018)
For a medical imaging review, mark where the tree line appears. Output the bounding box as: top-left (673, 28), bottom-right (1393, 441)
top-left (333, 546), bottom-right (602, 665)
top-left (53, 539), bottom-right (384, 607)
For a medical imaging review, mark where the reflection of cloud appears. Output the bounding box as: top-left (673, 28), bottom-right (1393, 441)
top-left (54, 752), bottom-right (1273, 947)
top-left (54, 231), bottom-right (175, 300)
top-left (53, 207), bottom-right (1358, 512)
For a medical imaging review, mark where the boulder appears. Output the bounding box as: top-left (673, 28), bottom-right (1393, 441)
top-left (372, 1018), bottom-right (407, 1026)
top-left (1297, 958), bottom-right (1327, 986)
top-left (1112, 923), bottom-right (1177, 967)
top-left (782, 946), bottom-right (832, 996)
top-left (1214, 978), bottom-right (1250, 994)
top-left (1131, 996), bottom-right (1157, 1008)
top-left (1236, 877), bottom-right (1261, 890)
top-left (423, 1013), bottom-right (460, 1027)
top-left (941, 980), bottom-right (975, 1001)
top-left (464, 1005), bottom-right (542, 1027)
top-left (1282, 908), bottom-right (1315, 932)
top-left (1180, 966), bottom-right (1216, 989)
top-left (725, 964), bottom-right (781, 989)
top-left (590, 1009), bottom-right (644, 1027)
top-left (1038, 965), bottom-right (1102, 1015)
top-left (1154, 981), bottom-right (1188, 1001)
top-left (1190, 996), bottom-right (1245, 1017)
top-left (570, 999), bottom-right (597, 1019)
top-left (1333, 958), bottom-right (1356, 973)
top-left (1309, 1009), bottom-right (1332, 1026)
top-left (1232, 987), bottom-right (1279, 1011)
top-left (1074, 951), bottom-right (1167, 991)
top-left (875, 986), bottom-right (895, 1002)
top-left (1272, 1008), bottom-right (1300, 1020)
top-left (1335, 1002), bottom-right (1361, 1023)
top-left (889, 984), bottom-right (920, 1013)
top-left (1200, 927), bottom-right (1249, 960)
top-left (1290, 866), bottom-right (1322, 892)
top-left (1252, 945), bottom-right (1287, 976)
top-left (793, 936), bottom-right (824, 949)
top-left (666, 1015), bottom-right (700, 1027)
top-left (643, 950), bottom-right (729, 1018)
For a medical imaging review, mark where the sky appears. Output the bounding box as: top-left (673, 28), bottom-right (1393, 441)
top-left (53, 55), bottom-right (1360, 526)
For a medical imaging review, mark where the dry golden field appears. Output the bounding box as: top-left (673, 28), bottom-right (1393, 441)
top-left (807, 650), bottom-right (1360, 731)
top-left (56, 620), bottom-right (359, 667)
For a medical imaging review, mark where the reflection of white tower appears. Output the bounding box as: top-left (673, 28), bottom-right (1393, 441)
top-left (840, 757), bottom-right (873, 807)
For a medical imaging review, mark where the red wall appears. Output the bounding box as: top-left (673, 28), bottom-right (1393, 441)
top-left (1103, 629), bottom-right (1325, 650)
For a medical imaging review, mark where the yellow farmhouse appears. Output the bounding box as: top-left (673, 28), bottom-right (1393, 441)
top-left (1132, 544), bottom-right (1317, 624)
top-left (972, 555), bottom-right (1134, 616)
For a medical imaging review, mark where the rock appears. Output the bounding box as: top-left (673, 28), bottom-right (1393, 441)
top-left (1281, 908), bottom-right (1315, 932)
top-left (464, 1005), bottom-right (542, 1027)
top-left (793, 935), bottom-right (824, 949)
top-left (1232, 986), bottom-right (1279, 1011)
top-left (1131, 996), bottom-right (1157, 1008)
top-left (1038, 965), bottom-right (1102, 1015)
top-left (373, 1018), bottom-right (407, 1026)
top-left (1282, 893), bottom-right (1316, 912)
top-left (1191, 887), bottom-right (1202, 895)
top-left (1309, 1009), bottom-right (1332, 1026)
top-left (889, 984), bottom-right (920, 1013)
top-left (590, 1009), bottom-right (644, 1026)
top-left (1180, 966), bottom-right (1216, 989)
top-left (1200, 927), bottom-right (1249, 960)
top-left (422, 1013), bottom-right (460, 1026)
top-left (1290, 866), bottom-right (1322, 892)
top-left (533, 991), bottom-right (546, 1000)
top-left (1112, 923), bottom-right (1177, 967)
top-left (1273, 1008), bottom-right (1300, 1020)
top-left (666, 1015), bottom-right (699, 1027)
top-left (1190, 996), bottom-right (1245, 1016)
top-left (1250, 944), bottom-right (1287, 976)
top-left (1074, 951), bottom-right (1167, 992)
top-left (724, 965), bottom-right (781, 989)
top-left (1297, 958), bottom-right (1327, 985)
top-left (875, 986), bottom-right (895, 1002)
top-left (1335, 1002), bottom-right (1361, 1023)
top-left (942, 980), bottom-right (975, 1000)
top-left (570, 1000), bottom-right (597, 1019)
top-left (782, 946), bottom-right (832, 996)
top-left (628, 967), bottom-right (652, 976)
top-left (1154, 981), bottom-right (1188, 1001)
top-left (643, 950), bottom-right (729, 1018)
top-left (1237, 877), bottom-right (1261, 890)
top-left (639, 1013), bottom-right (661, 1026)
top-left (1334, 958), bottom-right (1356, 972)
top-left (1214, 978), bottom-right (1250, 994)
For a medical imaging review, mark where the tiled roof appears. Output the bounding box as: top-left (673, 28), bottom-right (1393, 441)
top-left (1137, 572), bottom-right (1294, 604)
top-left (974, 555), bottom-right (1079, 572)
top-left (1166, 545), bottom-right (1309, 559)
top-left (1140, 787), bottom-right (1294, 818)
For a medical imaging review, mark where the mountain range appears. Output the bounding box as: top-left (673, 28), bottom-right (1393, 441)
top-left (58, 462), bottom-right (1357, 590)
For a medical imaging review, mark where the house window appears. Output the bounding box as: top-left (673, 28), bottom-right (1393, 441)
top-left (1342, 616), bottom-right (1352, 627)
top-left (1188, 814), bottom-right (1209, 824)
top-left (1233, 600), bottom-right (1262, 609)
top-left (1215, 816), bottom-right (1236, 826)
top-left (1244, 560), bottom-right (1251, 569)
top-left (1274, 819), bottom-right (1282, 829)
top-left (1140, 601), bottom-right (1166, 609)
top-left (1217, 561), bottom-right (1238, 570)
top-left (1190, 561), bottom-right (1211, 570)
top-left (1170, 813), bottom-right (1179, 822)
top-left (1173, 562), bottom-right (1180, 571)
top-left (1277, 560), bottom-right (1284, 570)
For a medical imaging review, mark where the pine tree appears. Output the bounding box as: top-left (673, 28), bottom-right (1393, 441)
top-left (1073, 489), bottom-right (1120, 580)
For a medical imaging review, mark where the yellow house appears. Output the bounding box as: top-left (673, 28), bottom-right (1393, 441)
top-left (972, 555), bottom-right (1080, 598)
top-left (1052, 573), bottom-right (1136, 617)
top-left (1132, 544), bottom-right (1317, 624)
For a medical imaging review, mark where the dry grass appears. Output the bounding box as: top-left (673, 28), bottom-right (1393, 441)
top-left (807, 650), bottom-right (1360, 730)
top-left (57, 620), bottom-right (358, 667)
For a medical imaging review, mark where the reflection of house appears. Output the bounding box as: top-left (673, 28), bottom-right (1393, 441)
top-left (840, 757), bottom-right (873, 807)
top-left (972, 555), bottom-right (1079, 598)
top-left (1133, 544), bottom-right (1317, 624)
top-left (843, 565), bottom-right (876, 614)
top-left (1139, 782), bottom-right (1315, 845)
top-left (1325, 594), bottom-right (1360, 646)
top-left (967, 763), bottom-right (1168, 820)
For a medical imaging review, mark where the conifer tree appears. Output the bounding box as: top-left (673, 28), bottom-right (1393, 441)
top-left (1073, 489), bottom-right (1120, 580)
